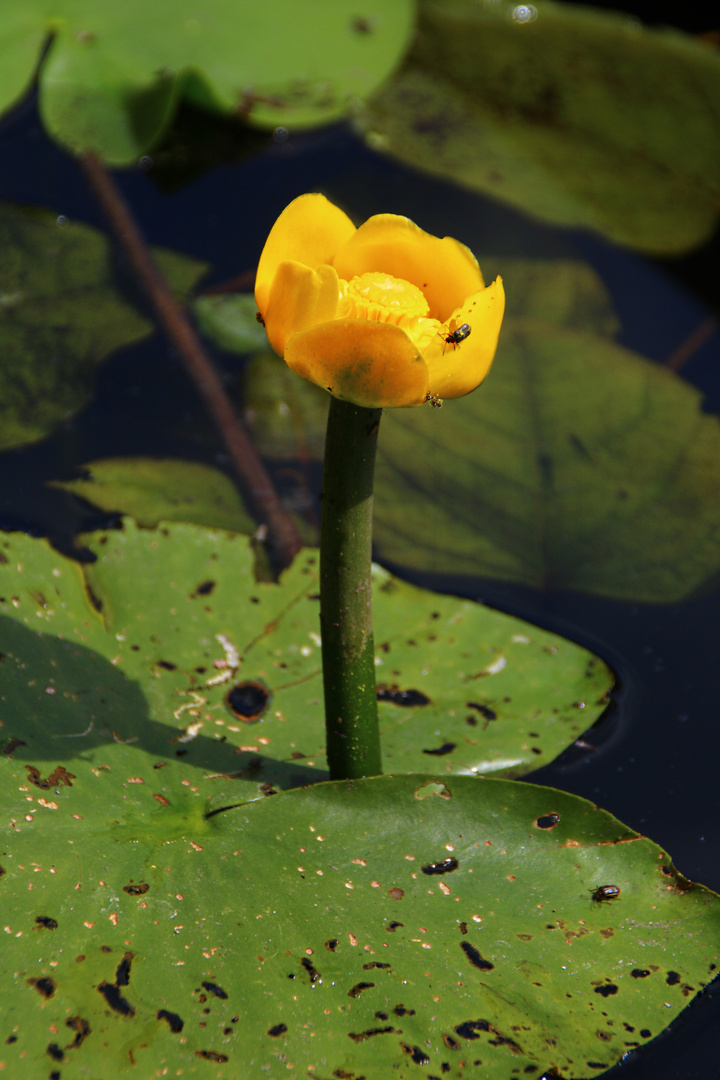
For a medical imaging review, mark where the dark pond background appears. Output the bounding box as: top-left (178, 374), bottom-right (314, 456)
top-left (1, 1), bottom-right (719, 1074)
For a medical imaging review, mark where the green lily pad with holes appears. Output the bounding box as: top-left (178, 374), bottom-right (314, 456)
top-left (0, 519), bottom-right (611, 795)
top-left (0, 772), bottom-right (718, 1078)
top-left (0, 203), bottom-right (207, 450)
top-left (52, 459), bottom-right (255, 533)
top-left (360, 0), bottom-right (720, 254)
top-left (375, 317), bottom-right (720, 602)
top-left (0, 0), bottom-right (414, 164)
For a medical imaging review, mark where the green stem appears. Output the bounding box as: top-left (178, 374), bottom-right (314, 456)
top-left (320, 397), bottom-right (383, 780)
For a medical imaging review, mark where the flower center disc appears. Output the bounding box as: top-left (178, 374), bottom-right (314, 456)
top-left (341, 272), bottom-right (430, 324)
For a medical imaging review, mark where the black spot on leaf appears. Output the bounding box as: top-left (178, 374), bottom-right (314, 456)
top-left (157, 1010), bottom-right (184, 1033)
top-left (455, 1019), bottom-right (490, 1040)
top-left (348, 982), bottom-right (375, 998)
top-left (466, 701), bottom-right (496, 720)
top-left (65, 1016), bottom-right (91, 1047)
top-left (28, 977), bottom-right (56, 998)
top-left (422, 742), bottom-right (456, 756)
top-left (393, 1004), bottom-right (415, 1016)
top-left (195, 1050), bottom-right (229, 1062)
top-left (122, 883), bottom-right (149, 896)
top-left (594, 984), bottom-right (618, 997)
top-left (363, 962), bottom-right (391, 970)
top-left (46, 1043), bottom-right (64, 1061)
top-left (631, 969), bottom-right (650, 979)
top-left (460, 942), bottom-right (494, 970)
top-left (386, 921), bottom-right (404, 931)
top-left (268, 1023), bottom-right (287, 1037)
top-left (98, 982), bottom-right (135, 1016)
top-left (401, 1043), bottom-right (430, 1065)
top-left (325, 939), bottom-right (339, 951)
top-left (193, 581), bottom-right (216, 597)
top-left (301, 958), bottom-right (321, 983)
top-left (376, 685), bottom-right (430, 707)
top-left (666, 971), bottom-right (681, 985)
top-left (348, 1027), bottom-right (398, 1042)
top-left (116, 954), bottom-right (132, 986)
top-left (201, 981), bottom-right (228, 999)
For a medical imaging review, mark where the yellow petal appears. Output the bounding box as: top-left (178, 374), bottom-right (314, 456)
top-left (264, 260), bottom-right (341, 355)
top-left (425, 278), bottom-right (505, 399)
top-left (332, 214), bottom-right (484, 323)
top-left (285, 320), bottom-right (429, 409)
top-left (255, 193), bottom-right (356, 312)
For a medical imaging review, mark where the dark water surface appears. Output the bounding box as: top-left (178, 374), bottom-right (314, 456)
top-left (1, 70), bottom-right (719, 1080)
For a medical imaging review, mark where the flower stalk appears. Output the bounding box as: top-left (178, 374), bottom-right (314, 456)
top-left (320, 397), bottom-right (383, 780)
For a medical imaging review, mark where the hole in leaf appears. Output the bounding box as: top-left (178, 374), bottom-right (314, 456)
top-left (122, 883), bottom-right (149, 896)
top-left (226, 681), bottom-right (271, 722)
top-left (534, 813), bottom-right (560, 829)
top-left (157, 1010), bottom-right (184, 1033)
top-left (376, 685), bottom-right (431, 707)
top-left (422, 743), bottom-right (456, 756)
top-left (414, 782), bottom-right (451, 800)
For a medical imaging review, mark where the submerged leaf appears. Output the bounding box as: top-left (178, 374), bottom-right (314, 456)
top-left (0, 204), bottom-right (207, 450)
top-left (375, 317), bottom-right (720, 602)
top-left (361, 0), bottom-right (720, 253)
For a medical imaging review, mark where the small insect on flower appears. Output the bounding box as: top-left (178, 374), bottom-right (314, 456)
top-left (591, 885), bottom-right (621, 904)
top-left (441, 322), bottom-right (472, 352)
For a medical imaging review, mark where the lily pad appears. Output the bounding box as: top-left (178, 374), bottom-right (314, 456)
top-left (1, 771), bottom-right (717, 1077)
top-left (52, 458), bottom-right (254, 533)
top-left (0, 519), bottom-right (611, 792)
top-left (0, 203), bottom-right (207, 450)
top-left (360, 0), bottom-right (720, 253)
top-left (374, 318), bottom-right (720, 602)
top-left (0, 0), bottom-right (414, 164)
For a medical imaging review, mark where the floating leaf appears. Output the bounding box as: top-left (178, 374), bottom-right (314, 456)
top-left (1, 771), bottom-right (717, 1077)
top-left (0, 0), bottom-right (414, 163)
top-left (374, 317), bottom-right (720, 602)
top-left (0, 204), bottom-right (207, 450)
top-left (360, 0), bottom-right (720, 253)
top-left (0, 519), bottom-right (611, 793)
top-left (52, 458), bottom-right (254, 533)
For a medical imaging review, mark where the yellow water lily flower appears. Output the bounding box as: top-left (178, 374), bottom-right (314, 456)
top-left (255, 193), bottom-right (505, 409)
